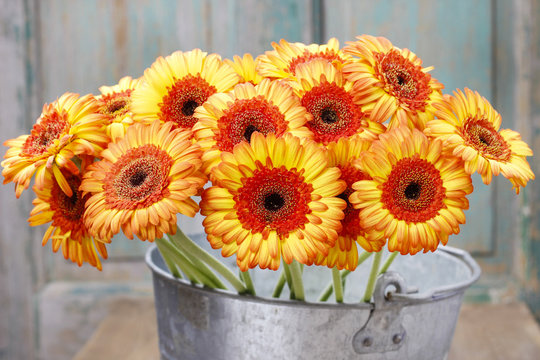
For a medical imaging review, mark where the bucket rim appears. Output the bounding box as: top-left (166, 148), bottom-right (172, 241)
top-left (145, 244), bottom-right (480, 307)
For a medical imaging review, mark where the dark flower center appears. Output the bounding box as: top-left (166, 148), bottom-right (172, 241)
top-left (105, 144), bottom-right (174, 210)
top-left (243, 124), bottom-right (260, 142)
top-left (461, 118), bottom-right (511, 161)
top-left (235, 165), bottom-right (312, 236)
top-left (404, 181), bottom-right (421, 200)
top-left (321, 107), bottom-right (339, 124)
top-left (381, 156), bottom-right (446, 222)
top-left (129, 170), bottom-right (148, 187)
top-left (181, 100), bottom-right (199, 116)
top-left (264, 192), bottom-right (284, 211)
top-left (216, 97), bottom-right (286, 152)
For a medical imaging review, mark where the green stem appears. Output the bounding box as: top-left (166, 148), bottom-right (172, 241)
top-left (378, 251), bottom-right (398, 275)
top-left (282, 262), bottom-right (295, 299)
top-left (155, 237), bottom-right (182, 279)
top-left (317, 252), bottom-right (373, 302)
top-left (169, 226), bottom-right (247, 293)
top-left (167, 234), bottom-right (228, 290)
top-left (239, 269), bottom-right (256, 296)
top-left (156, 237), bottom-right (207, 286)
top-left (272, 271), bottom-right (287, 298)
top-left (363, 251), bottom-right (383, 303)
top-left (332, 267), bottom-right (343, 303)
top-left (287, 261), bottom-right (305, 301)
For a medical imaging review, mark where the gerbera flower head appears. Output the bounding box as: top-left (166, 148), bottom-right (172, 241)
top-left (81, 121), bottom-right (207, 242)
top-left (426, 88), bottom-right (534, 193)
top-left (200, 132), bottom-right (346, 271)
top-left (257, 37), bottom-right (349, 81)
top-left (291, 59), bottom-right (386, 145)
top-left (343, 35), bottom-right (444, 130)
top-left (96, 76), bottom-right (143, 141)
top-left (2, 93), bottom-right (109, 198)
top-left (130, 49), bottom-right (240, 131)
top-left (349, 127), bottom-right (473, 255)
top-left (314, 137), bottom-right (385, 271)
top-left (193, 78), bottom-right (313, 175)
top-left (225, 53), bottom-right (264, 85)
top-left (29, 167), bottom-right (108, 270)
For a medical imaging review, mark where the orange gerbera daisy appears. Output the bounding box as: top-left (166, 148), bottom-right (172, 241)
top-left (29, 167), bottom-right (108, 270)
top-left (349, 127), bottom-right (473, 255)
top-left (225, 54), bottom-right (264, 85)
top-left (257, 38), bottom-right (349, 81)
top-left (291, 60), bottom-right (386, 145)
top-left (193, 78), bottom-right (313, 175)
top-left (314, 138), bottom-right (385, 271)
top-left (2, 93), bottom-right (109, 198)
top-left (81, 121), bottom-right (207, 242)
top-left (131, 49), bottom-right (239, 131)
top-left (426, 88), bottom-right (534, 193)
top-left (343, 35), bottom-right (444, 130)
top-left (200, 133), bottom-right (346, 271)
top-left (96, 75), bottom-right (143, 141)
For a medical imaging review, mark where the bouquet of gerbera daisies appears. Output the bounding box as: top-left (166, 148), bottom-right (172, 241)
top-left (2, 35), bottom-right (534, 302)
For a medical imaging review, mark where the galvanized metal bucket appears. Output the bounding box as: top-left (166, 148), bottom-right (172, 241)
top-left (146, 244), bottom-right (480, 360)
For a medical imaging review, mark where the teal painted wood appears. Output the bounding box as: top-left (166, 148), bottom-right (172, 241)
top-left (0, 1), bottom-right (44, 359)
top-left (323, 0), bottom-right (494, 254)
top-left (516, 0), bottom-right (540, 319)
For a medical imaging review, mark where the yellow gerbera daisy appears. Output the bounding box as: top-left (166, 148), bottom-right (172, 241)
top-left (130, 49), bottom-right (240, 131)
top-left (29, 166), bottom-right (108, 270)
top-left (2, 93), bottom-right (109, 198)
top-left (257, 37), bottom-right (349, 81)
top-left (314, 137), bottom-right (385, 271)
top-left (426, 88), bottom-right (534, 193)
top-left (343, 35), bottom-right (444, 130)
top-left (96, 75), bottom-right (143, 141)
top-left (81, 121), bottom-right (207, 242)
top-left (349, 127), bottom-right (473, 255)
top-left (225, 53), bottom-right (264, 85)
top-left (291, 59), bottom-right (386, 145)
top-left (200, 133), bottom-right (346, 271)
top-left (193, 78), bottom-right (313, 175)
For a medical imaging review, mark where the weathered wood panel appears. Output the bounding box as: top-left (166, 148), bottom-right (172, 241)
top-left (323, 0), bottom-right (494, 255)
top-left (519, 0), bottom-right (540, 319)
top-left (0, 0), bottom-right (43, 359)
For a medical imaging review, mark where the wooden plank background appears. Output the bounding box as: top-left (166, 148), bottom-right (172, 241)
top-left (0, 0), bottom-right (538, 359)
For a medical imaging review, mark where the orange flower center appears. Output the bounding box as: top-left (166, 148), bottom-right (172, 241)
top-left (160, 74), bottom-right (217, 129)
top-left (287, 50), bottom-right (342, 75)
top-left (235, 163), bottom-right (312, 236)
top-left (50, 173), bottom-right (88, 241)
top-left (22, 111), bottom-right (69, 157)
top-left (215, 96), bottom-right (287, 151)
top-left (338, 164), bottom-right (371, 237)
top-left (99, 90), bottom-right (132, 120)
top-left (461, 118), bottom-right (511, 161)
top-left (104, 144), bottom-right (173, 210)
top-left (302, 82), bottom-right (366, 144)
top-left (374, 50), bottom-right (432, 111)
top-left (381, 156), bottom-right (445, 222)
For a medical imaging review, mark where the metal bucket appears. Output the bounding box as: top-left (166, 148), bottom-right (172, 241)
top-left (146, 243), bottom-right (480, 360)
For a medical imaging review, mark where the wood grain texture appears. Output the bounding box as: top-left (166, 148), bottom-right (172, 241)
top-left (0, 0), bottom-right (44, 359)
top-left (449, 302), bottom-right (540, 360)
top-left (520, 0), bottom-right (540, 320)
top-left (73, 297), bottom-right (159, 360)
